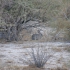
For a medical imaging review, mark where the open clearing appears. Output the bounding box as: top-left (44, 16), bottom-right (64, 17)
top-left (0, 42), bottom-right (70, 70)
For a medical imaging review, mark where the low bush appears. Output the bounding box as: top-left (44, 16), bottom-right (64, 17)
top-left (23, 46), bottom-right (51, 68)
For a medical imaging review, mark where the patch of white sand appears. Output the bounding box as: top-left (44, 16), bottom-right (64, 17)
top-left (0, 42), bottom-right (70, 69)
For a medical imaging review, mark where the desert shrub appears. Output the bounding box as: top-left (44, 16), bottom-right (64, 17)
top-left (49, 17), bottom-right (70, 42)
top-left (56, 19), bottom-right (70, 41)
top-left (23, 46), bottom-right (51, 68)
top-left (17, 0), bottom-right (61, 22)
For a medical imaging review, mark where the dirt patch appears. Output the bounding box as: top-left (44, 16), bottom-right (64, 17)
top-left (23, 66), bottom-right (45, 70)
top-left (0, 42), bottom-right (70, 70)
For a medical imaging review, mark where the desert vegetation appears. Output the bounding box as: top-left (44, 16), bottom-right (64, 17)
top-left (0, 0), bottom-right (70, 42)
top-left (0, 43), bottom-right (70, 70)
top-left (0, 0), bottom-right (70, 70)
top-left (23, 46), bottom-right (51, 68)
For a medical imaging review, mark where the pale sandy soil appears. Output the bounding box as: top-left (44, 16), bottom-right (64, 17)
top-left (0, 42), bottom-right (70, 70)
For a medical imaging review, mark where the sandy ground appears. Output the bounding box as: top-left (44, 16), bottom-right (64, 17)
top-left (0, 42), bottom-right (70, 70)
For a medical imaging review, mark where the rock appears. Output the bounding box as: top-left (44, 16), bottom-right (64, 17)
top-left (32, 30), bottom-right (43, 40)
top-left (22, 21), bottom-right (40, 29)
top-left (32, 33), bottom-right (42, 40)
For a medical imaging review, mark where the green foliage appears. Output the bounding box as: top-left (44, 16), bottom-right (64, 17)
top-left (16, 0), bottom-right (61, 22)
top-left (0, 0), bottom-right (66, 23)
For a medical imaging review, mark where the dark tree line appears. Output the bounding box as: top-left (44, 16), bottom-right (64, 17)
top-left (0, 0), bottom-right (32, 41)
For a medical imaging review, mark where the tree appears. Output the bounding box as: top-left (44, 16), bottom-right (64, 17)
top-left (0, 0), bottom-right (24, 41)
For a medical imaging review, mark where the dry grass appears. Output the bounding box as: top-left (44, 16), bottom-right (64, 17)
top-left (49, 18), bottom-right (70, 41)
top-left (51, 68), bottom-right (68, 70)
top-left (56, 19), bottom-right (70, 30)
top-left (51, 63), bottom-right (68, 70)
top-left (0, 65), bottom-right (68, 70)
top-left (19, 29), bottom-right (31, 41)
top-left (0, 65), bottom-right (50, 70)
top-left (0, 66), bottom-right (68, 70)
top-left (52, 47), bottom-right (62, 52)
top-left (57, 5), bottom-right (70, 40)
top-left (64, 46), bottom-right (70, 52)
top-left (0, 65), bottom-right (24, 70)
top-left (23, 66), bottom-right (45, 70)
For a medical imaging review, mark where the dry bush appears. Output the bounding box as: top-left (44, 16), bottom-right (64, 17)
top-left (22, 46), bottom-right (51, 68)
top-left (56, 19), bottom-right (70, 41)
top-left (49, 18), bottom-right (70, 42)
top-left (48, 1), bottom-right (70, 42)
top-left (54, 18), bottom-right (70, 30)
